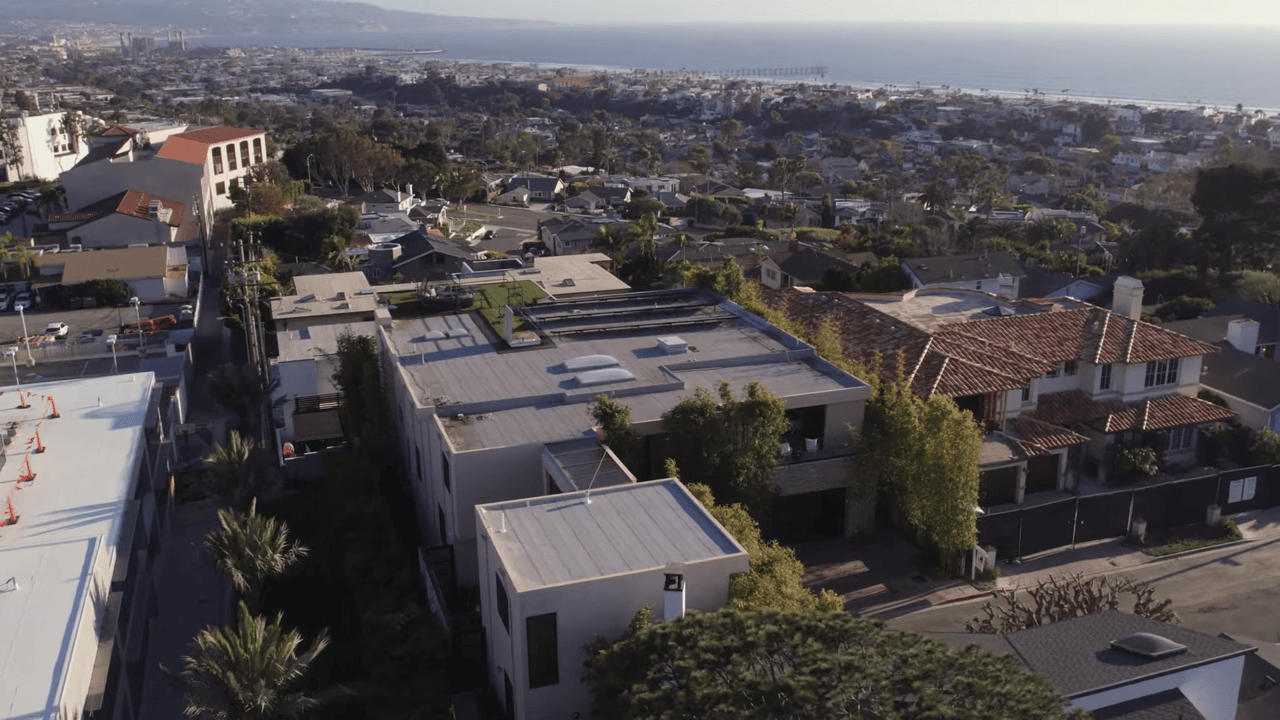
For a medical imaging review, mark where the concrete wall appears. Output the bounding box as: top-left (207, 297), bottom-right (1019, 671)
top-left (449, 443), bottom-right (544, 587)
top-left (3, 112), bottom-right (89, 181)
top-left (823, 399), bottom-right (863, 448)
top-left (476, 519), bottom-right (746, 720)
top-left (1117, 355), bottom-right (1203, 403)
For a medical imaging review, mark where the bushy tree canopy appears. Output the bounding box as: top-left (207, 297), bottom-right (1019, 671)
top-left (587, 608), bottom-right (1077, 720)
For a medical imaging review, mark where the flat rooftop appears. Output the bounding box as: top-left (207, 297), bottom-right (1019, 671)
top-left (269, 271), bottom-right (379, 321)
top-left (0, 373), bottom-right (154, 720)
top-left (382, 289), bottom-right (870, 450)
top-left (476, 478), bottom-right (747, 592)
top-left (276, 320), bottom-right (377, 363)
top-left (859, 287), bottom-right (1081, 332)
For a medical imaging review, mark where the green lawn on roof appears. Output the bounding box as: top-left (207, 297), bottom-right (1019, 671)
top-left (473, 281), bottom-right (548, 334)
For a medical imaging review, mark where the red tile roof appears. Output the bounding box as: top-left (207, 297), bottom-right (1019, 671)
top-left (113, 190), bottom-right (185, 227)
top-left (1014, 416), bottom-right (1089, 452)
top-left (154, 136), bottom-right (208, 165)
top-left (172, 126), bottom-right (263, 144)
top-left (1102, 394), bottom-right (1236, 433)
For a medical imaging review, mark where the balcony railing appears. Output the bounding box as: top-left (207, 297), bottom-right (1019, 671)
top-left (294, 393), bottom-right (343, 414)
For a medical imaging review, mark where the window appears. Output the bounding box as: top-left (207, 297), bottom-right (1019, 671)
top-left (437, 506), bottom-right (447, 546)
top-left (1021, 386), bottom-right (1031, 404)
top-left (211, 147), bottom-right (223, 174)
top-left (215, 181), bottom-right (226, 196)
top-left (225, 143), bottom-right (237, 171)
top-left (1062, 359), bottom-right (1078, 376)
top-left (415, 445), bottom-right (422, 480)
top-left (1144, 358), bottom-right (1180, 388)
top-left (526, 613), bottom-right (559, 688)
top-left (1099, 364), bottom-right (1113, 391)
top-left (495, 574), bottom-right (510, 631)
top-left (1044, 364), bottom-right (1059, 379)
top-left (240, 140), bottom-right (250, 167)
top-left (252, 137), bottom-right (263, 164)
top-left (1167, 425), bottom-right (1195, 452)
top-left (368, 267), bottom-right (382, 279)
top-left (230, 178), bottom-right (239, 191)
top-left (441, 451), bottom-right (451, 491)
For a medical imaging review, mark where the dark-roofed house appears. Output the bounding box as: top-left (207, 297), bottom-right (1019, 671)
top-left (357, 188), bottom-right (415, 214)
top-left (765, 275), bottom-right (1232, 502)
top-left (937, 611), bottom-right (1252, 720)
top-left (658, 236), bottom-right (791, 272)
top-left (564, 185), bottom-right (631, 213)
top-left (1163, 317), bottom-right (1280, 432)
top-left (46, 190), bottom-right (190, 248)
top-left (360, 229), bottom-right (484, 283)
top-left (503, 175), bottom-right (565, 201)
top-left (760, 243), bottom-right (878, 290)
top-left (902, 251), bottom-right (1027, 296)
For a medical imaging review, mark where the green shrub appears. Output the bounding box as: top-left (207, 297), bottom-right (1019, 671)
top-left (1154, 295), bottom-right (1214, 321)
top-left (1250, 427), bottom-right (1280, 465)
top-left (1118, 446), bottom-right (1159, 478)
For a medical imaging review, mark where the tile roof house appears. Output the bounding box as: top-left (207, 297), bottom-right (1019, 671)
top-left (1163, 317), bottom-right (1280, 433)
top-left (154, 125), bottom-right (268, 216)
top-left (46, 190), bottom-right (191, 248)
top-left (764, 275), bottom-right (1232, 504)
top-left (932, 611), bottom-right (1254, 720)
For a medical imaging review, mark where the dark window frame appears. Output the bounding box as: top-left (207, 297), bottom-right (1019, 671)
top-left (526, 613), bottom-right (559, 688)
top-left (1099, 363), bottom-right (1112, 391)
top-left (495, 574), bottom-right (510, 632)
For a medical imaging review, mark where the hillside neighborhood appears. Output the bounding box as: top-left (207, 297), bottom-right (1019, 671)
top-left (2, 20), bottom-right (1280, 720)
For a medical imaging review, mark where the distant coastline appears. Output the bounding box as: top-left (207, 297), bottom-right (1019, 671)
top-left (188, 22), bottom-right (1280, 113)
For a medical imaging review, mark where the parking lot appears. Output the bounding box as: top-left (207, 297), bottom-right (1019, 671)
top-left (0, 300), bottom-right (193, 346)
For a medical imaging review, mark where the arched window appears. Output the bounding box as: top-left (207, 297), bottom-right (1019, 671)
top-left (239, 140), bottom-right (250, 167)
top-left (211, 146), bottom-right (223, 174)
top-left (252, 137), bottom-right (263, 164)
top-left (225, 143), bottom-right (237, 171)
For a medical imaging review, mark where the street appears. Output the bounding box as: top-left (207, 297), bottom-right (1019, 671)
top-left (887, 537), bottom-right (1280, 642)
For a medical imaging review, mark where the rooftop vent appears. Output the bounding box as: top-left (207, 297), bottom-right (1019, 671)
top-left (1110, 633), bottom-right (1187, 659)
top-left (576, 368), bottom-right (636, 387)
top-left (420, 330), bottom-right (446, 340)
top-left (984, 305), bottom-right (1016, 317)
top-left (298, 294), bottom-right (316, 303)
top-left (562, 354), bottom-right (620, 372)
top-left (446, 327), bottom-right (469, 338)
top-left (657, 336), bottom-right (688, 354)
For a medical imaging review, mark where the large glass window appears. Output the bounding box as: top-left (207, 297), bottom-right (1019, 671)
top-left (1144, 358), bottom-right (1180, 388)
top-left (252, 137), bottom-right (264, 164)
top-left (225, 143), bottom-right (237, 171)
top-left (526, 613), bottom-right (559, 688)
top-left (1167, 425), bottom-right (1195, 451)
top-left (240, 140), bottom-right (250, 167)
top-left (495, 574), bottom-right (510, 632)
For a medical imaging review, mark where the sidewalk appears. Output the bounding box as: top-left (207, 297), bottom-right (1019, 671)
top-left (799, 506), bottom-right (1280, 620)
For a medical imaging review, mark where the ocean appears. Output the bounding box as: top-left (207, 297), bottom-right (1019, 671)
top-left (192, 22), bottom-right (1280, 112)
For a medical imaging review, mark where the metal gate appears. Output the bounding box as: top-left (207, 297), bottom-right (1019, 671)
top-left (1025, 454), bottom-right (1060, 495)
top-left (980, 466), bottom-right (1019, 507)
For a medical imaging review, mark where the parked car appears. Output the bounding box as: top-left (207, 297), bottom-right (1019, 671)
top-left (482, 229), bottom-right (496, 239)
top-left (0, 292), bottom-right (11, 311)
top-left (12, 293), bottom-right (31, 311)
top-left (44, 322), bottom-right (69, 338)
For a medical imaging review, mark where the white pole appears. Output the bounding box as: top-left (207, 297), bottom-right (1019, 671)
top-left (131, 296), bottom-right (145, 353)
top-left (16, 304), bottom-right (30, 364)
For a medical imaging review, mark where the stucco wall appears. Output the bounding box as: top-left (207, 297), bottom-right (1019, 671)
top-left (1072, 655), bottom-right (1245, 720)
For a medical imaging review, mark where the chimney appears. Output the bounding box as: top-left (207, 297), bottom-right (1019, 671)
top-left (406, 183), bottom-right (413, 198)
top-left (663, 565), bottom-right (686, 622)
top-left (1111, 276), bottom-right (1144, 320)
top-left (996, 273), bottom-right (1016, 299)
top-left (787, 233), bottom-right (798, 253)
top-left (1225, 318), bottom-right (1260, 354)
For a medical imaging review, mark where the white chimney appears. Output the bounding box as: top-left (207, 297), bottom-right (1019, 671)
top-left (1111, 276), bottom-right (1144, 321)
top-left (663, 566), bottom-right (686, 622)
top-left (996, 273), bottom-right (1016, 299)
top-left (1225, 318), bottom-right (1260, 354)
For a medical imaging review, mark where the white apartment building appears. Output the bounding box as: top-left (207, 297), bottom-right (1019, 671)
top-left (0, 110), bottom-right (90, 181)
top-left (0, 372), bottom-right (165, 720)
top-left (475, 479), bottom-right (749, 720)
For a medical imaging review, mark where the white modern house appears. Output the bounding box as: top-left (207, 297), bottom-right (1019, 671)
top-left (0, 372), bottom-right (164, 720)
top-left (0, 110), bottom-right (90, 181)
top-left (379, 288), bottom-right (871, 589)
top-left (475, 479), bottom-right (749, 720)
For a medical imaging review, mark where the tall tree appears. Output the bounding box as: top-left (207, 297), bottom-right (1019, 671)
top-left (587, 608), bottom-right (1076, 720)
top-left (333, 333), bottom-right (389, 457)
top-left (205, 498), bottom-right (309, 610)
top-left (1191, 163), bottom-right (1280, 277)
top-left (661, 380), bottom-right (788, 519)
top-left (589, 394), bottom-right (641, 474)
top-left (861, 358), bottom-right (983, 563)
top-left (200, 430), bottom-right (272, 510)
top-left (166, 602), bottom-right (332, 720)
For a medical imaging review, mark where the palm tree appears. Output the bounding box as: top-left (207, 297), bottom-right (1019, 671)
top-left (200, 430), bottom-right (272, 510)
top-left (918, 179), bottom-right (954, 212)
top-left (321, 235), bottom-right (357, 272)
top-left (205, 499), bottom-right (308, 610)
top-left (1, 236), bottom-right (39, 280)
top-left (167, 601), bottom-right (332, 720)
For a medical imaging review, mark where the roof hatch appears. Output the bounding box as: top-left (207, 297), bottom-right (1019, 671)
top-left (1110, 633), bottom-right (1187, 659)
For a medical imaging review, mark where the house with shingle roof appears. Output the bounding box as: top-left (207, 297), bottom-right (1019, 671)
top-left (931, 611), bottom-right (1255, 720)
top-left (764, 274), bottom-right (1232, 502)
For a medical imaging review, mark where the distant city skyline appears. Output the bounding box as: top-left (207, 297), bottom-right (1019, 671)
top-left (344, 0), bottom-right (1280, 26)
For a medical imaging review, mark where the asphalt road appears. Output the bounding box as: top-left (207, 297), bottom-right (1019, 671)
top-left (449, 204), bottom-right (565, 255)
top-left (887, 538), bottom-right (1280, 642)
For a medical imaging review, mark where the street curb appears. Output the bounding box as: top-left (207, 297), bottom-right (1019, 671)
top-left (1140, 537), bottom-right (1251, 562)
top-left (935, 589), bottom-right (996, 606)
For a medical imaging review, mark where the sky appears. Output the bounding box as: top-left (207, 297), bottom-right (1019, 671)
top-left (355, 0), bottom-right (1280, 25)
